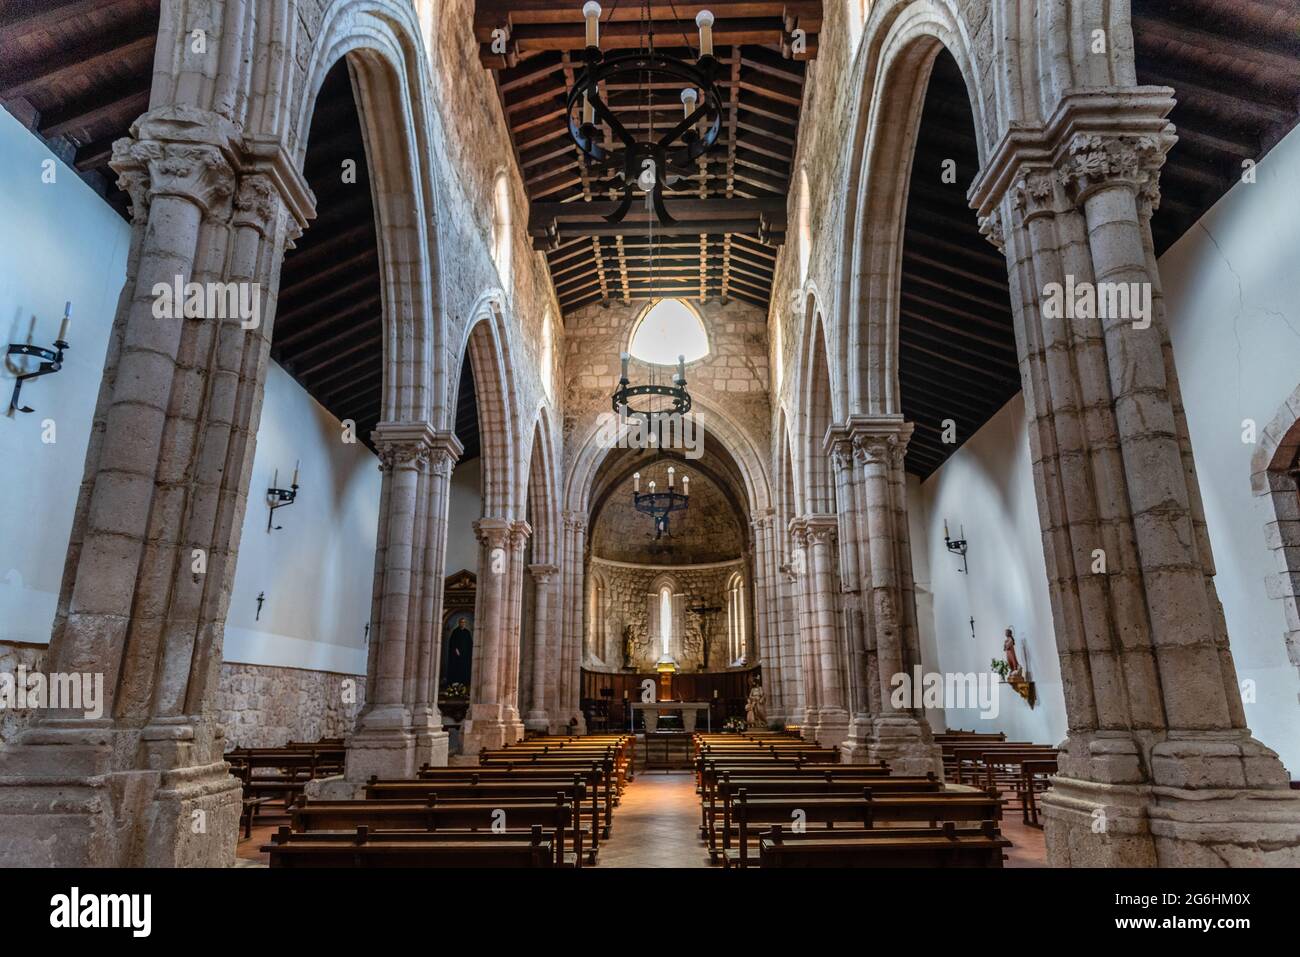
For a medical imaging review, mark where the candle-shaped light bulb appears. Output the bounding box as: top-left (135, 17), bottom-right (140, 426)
top-left (292, 459), bottom-right (300, 486)
top-left (696, 10), bottom-right (715, 56)
top-left (677, 354), bottom-right (686, 382)
top-left (583, 1), bottom-right (602, 48)
top-left (582, 92), bottom-right (594, 125)
top-left (681, 87), bottom-right (698, 120)
top-left (667, 466), bottom-right (675, 487)
top-left (649, 480), bottom-right (656, 493)
top-left (620, 351), bottom-right (630, 379)
top-left (682, 475), bottom-right (690, 495)
top-left (272, 468), bottom-right (278, 492)
top-left (944, 519), bottom-right (950, 538)
top-left (57, 301), bottom-right (72, 344)
top-left (633, 472), bottom-right (641, 492)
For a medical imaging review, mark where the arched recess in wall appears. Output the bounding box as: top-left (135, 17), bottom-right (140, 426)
top-left (492, 170), bottom-right (514, 292)
top-left (797, 168), bottom-right (813, 283)
top-left (452, 297), bottom-right (519, 520)
top-left (799, 312), bottom-right (837, 515)
top-left (1253, 386), bottom-right (1300, 689)
top-left (627, 298), bottom-right (711, 365)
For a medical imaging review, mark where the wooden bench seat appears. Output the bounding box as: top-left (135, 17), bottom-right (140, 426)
top-left (757, 821), bottom-right (1010, 868)
top-left (263, 825), bottom-right (555, 868)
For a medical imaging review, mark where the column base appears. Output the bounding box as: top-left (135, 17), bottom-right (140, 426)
top-left (523, 710), bottom-right (552, 733)
top-left (461, 703), bottom-right (524, 754)
top-left (860, 713), bottom-right (943, 777)
top-left (1044, 731), bottom-right (1300, 867)
top-left (344, 703), bottom-right (448, 781)
top-left (0, 718), bottom-right (241, 867)
top-left (810, 707), bottom-right (850, 750)
top-left (838, 713), bottom-right (876, 764)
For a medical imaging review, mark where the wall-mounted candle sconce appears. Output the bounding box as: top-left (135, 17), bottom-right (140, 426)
top-left (267, 461), bottom-right (299, 532)
top-left (943, 519), bottom-right (969, 574)
top-left (7, 302), bottom-right (71, 415)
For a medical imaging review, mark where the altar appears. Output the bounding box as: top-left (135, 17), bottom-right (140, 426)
top-left (630, 701), bottom-right (711, 733)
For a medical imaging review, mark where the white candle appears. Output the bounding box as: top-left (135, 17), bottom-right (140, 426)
top-left (57, 301), bottom-right (71, 344)
top-left (582, 92), bottom-right (594, 125)
top-left (649, 480), bottom-right (656, 493)
top-left (633, 472), bottom-right (640, 492)
top-left (583, 1), bottom-right (602, 47)
top-left (944, 519), bottom-right (950, 537)
top-left (667, 466), bottom-right (675, 487)
top-left (681, 87), bottom-right (697, 120)
top-left (696, 10), bottom-right (714, 56)
top-left (682, 475), bottom-right (689, 495)
top-left (620, 351), bottom-right (629, 379)
top-left (292, 459), bottom-right (300, 486)
top-left (677, 354), bottom-right (686, 382)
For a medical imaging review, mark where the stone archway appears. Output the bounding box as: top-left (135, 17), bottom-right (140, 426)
top-left (1251, 385), bottom-right (1300, 694)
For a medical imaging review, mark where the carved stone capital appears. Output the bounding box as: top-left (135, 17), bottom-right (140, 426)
top-left (978, 209), bottom-right (1005, 252)
top-left (111, 139), bottom-right (236, 217)
top-left (1057, 133), bottom-right (1171, 208)
top-left (804, 515), bottom-right (838, 548)
top-left (474, 517), bottom-right (513, 550)
top-left (509, 520), bottom-right (533, 550)
top-left (829, 438), bottom-right (855, 476)
top-left (528, 563), bottom-right (559, 585)
top-left (1011, 167), bottom-right (1061, 222)
top-left (232, 174), bottom-right (280, 233)
top-left (374, 441), bottom-right (430, 472)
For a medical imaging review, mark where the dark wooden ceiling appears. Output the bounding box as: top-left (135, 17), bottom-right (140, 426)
top-left (475, 1), bottom-right (822, 314)
top-left (900, 0), bottom-right (1300, 477)
top-left (0, 0), bottom-right (161, 219)
top-left (270, 60), bottom-right (384, 452)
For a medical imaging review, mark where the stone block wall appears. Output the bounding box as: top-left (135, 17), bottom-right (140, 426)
top-left (215, 662), bottom-right (365, 750)
top-left (0, 641), bottom-right (45, 746)
top-left (586, 559), bottom-right (748, 673)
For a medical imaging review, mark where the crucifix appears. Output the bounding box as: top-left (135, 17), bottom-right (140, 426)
top-left (689, 600), bottom-right (722, 670)
top-left (256, 591), bottom-right (266, 621)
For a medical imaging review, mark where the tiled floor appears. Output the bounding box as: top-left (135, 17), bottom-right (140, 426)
top-left (595, 772), bottom-right (712, 868)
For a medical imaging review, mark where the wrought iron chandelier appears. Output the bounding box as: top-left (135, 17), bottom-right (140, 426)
top-left (632, 465), bottom-right (690, 539)
top-left (568, 2), bottom-right (722, 224)
top-left (612, 350), bottom-right (691, 419)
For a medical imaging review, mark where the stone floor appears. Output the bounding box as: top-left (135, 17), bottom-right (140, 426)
top-left (231, 772), bottom-right (1049, 868)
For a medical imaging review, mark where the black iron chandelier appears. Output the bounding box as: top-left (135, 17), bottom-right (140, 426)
top-left (612, 351), bottom-right (692, 419)
top-left (568, 2), bottom-right (722, 224)
top-left (633, 465), bottom-right (690, 539)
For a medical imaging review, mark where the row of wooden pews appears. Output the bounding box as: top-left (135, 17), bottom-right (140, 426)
top-left (694, 731), bottom-right (1011, 867)
top-left (936, 730), bottom-right (1059, 826)
top-left (226, 737), bottom-right (346, 838)
top-left (262, 734), bottom-right (633, 868)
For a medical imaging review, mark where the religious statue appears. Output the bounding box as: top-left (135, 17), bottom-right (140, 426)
top-left (1004, 627), bottom-right (1022, 678)
top-left (622, 625), bottom-right (635, 671)
top-left (745, 674), bottom-right (766, 728)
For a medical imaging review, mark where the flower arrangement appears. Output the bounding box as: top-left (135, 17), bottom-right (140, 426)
top-left (990, 658), bottom-right (1011, 681)
top-left (441, 682), bottom-right (469, 699)
top-left (723, 717), bottom-right (748, 733)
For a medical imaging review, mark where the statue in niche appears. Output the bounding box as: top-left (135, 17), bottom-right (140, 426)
top-left (621, 625), bottom-right (635, 671)
top-left (445, 616), bottom-right (473, 689)
top-left (1004, 627), bottom-right (1023, 679)
top-left (745, 673), bottom-right (766, 728)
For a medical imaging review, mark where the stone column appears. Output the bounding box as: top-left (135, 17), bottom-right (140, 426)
top-left (558, 512), bottom-right (588, 731)
top-left (839, 420), bottom-right (942, 773)
top-left (970, 91), bottom-right (1300, 865)
top-left (0, 112), bottom-right (314, 866)
top-left (750, 512), bottom-right (786, 725)
top-left (498, 520), bottom-right (530, 741)
top-left (787, 521), bottom-right (819, 732)
top-left (345, 424), bottom-right (456, 782)
top-left (524, 564), bottom-right (558, 731)
top-left (805, 516), bottom-right (850, 748)
top-left (462, 517), bottom-right (513, 752)
top-left (829, 434), bottom-right (872, 749)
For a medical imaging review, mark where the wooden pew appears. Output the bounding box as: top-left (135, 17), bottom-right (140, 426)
top-left (416, 765), bottom-right (612, 840)
top-left (288, 795), bottom-right (585, 866)
top-left (757, 820), bottom-right (1010, 868)
top-left (1020, 757), bottom-right (1058, 826)
top-left (264, 824), bottom-right (555, 868)
top-left (732, 787), bottom-right (1002, 867)
top-left (365, 776), bottom-right (604, 851)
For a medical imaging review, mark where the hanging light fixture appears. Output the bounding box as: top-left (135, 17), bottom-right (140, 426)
top-left (568, 2), bottom-right (722, 225)
top-left (632, 465), bottom-right (690, 539)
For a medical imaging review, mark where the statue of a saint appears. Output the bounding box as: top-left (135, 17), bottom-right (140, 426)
top-left (745, 675), bottom-right (767, 728)
top-left (1004, 628), bottom-right (1022, 677)
top-left (622, 625), bottom-right (634, 670)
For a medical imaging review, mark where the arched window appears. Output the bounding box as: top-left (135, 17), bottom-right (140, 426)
top-left (797, 168), bottom-right (812, 283)
top-left (726, 571), bottom-right (747, 665)
top-left (492, 171), bottom-right (512, 287)
top-left (541, 310), bottom-right (555, 400)
top-left (628, 299), bottom-right (709, 366)
top-left (659, 585), bottom-right (673, 657)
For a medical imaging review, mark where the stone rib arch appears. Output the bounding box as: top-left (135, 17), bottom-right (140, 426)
top-left (839, 3), bottom-right (990, 416)
top-left (521, 403), bottom-right (562, 567)
top-left (451, 291), bottom-right (521, 520)
top-left (795, 300), bottom-right (839, 516)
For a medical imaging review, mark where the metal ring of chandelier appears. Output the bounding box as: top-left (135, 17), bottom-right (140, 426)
top-left (634, 488), bottom-right (690, 538)
top-left (567, 49), bottom-right (723, 225)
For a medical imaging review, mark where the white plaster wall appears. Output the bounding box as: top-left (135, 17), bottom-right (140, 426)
top-left (445, 455), bottom-right (482, 574)
top-left (224, 363), bottom-right (380, 675)
top-left (908, 393), bottom-right (1067, 746)
top-left (0, 110), bottom-right (129, 644)
top-left (1157, 125), bottom-right (1300, 773)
